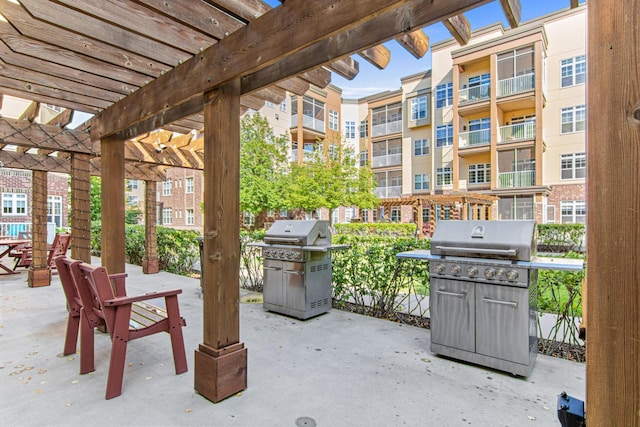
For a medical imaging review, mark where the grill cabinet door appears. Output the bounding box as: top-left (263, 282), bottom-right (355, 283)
top-left (263, 259), bottom-right (284, 308)
top-left (283, 261), bottom-right (305, 312)
top-left (430, 279), bottom-right (475, 352)
top-left (475, 283), bottom-right (529, 364)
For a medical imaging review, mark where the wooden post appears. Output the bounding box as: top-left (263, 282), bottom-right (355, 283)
top-left (100, 135), bottom-right (125, 275)
top-left (587, 0), bottom-right (640, 422)
top-left (142, 180), bottom-right (159, 274)
top-left (28, 169), bottom-right (50, 287)
top-left (70, 153), bottom-right (91, 262)
top-left (194, 79), bottom-right (247, 403)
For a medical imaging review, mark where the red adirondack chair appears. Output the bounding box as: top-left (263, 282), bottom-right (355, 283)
top-left (14, 232), bottom-right (71, 272)
top-left (69, 261), bottom-right (187, 399)
top-left (55, 256), bottom-right (127, 374)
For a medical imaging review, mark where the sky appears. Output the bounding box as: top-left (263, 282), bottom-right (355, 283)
top-left (69, 1), bottom-right (583, 128)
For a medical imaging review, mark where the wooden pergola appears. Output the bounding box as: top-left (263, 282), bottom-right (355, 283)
top-left (0, 0), bottom-right (636, 422)
top-left (378, 193), bottom-right (496, 236)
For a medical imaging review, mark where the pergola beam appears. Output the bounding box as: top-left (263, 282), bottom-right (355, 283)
top-left (443, 14), bottom-right (472, 45)
top-left (92, 0), bottom-right (490, 139)
top-left (395, 29), bottom-right (430, 59)
top-left (499, 0), bottom-right (521, 28)
top-left (358, 45), bottom-right (391, 70)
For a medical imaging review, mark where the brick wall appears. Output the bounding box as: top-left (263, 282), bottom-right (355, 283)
top-left (546, 183), bottom-right (586, 223)
top-left (156, 169), bottom-right (204, 231)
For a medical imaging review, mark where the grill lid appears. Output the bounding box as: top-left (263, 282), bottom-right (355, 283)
top-left (430, 220), bottom-right (536, 261)
top-left (264, 220), bottom-right (331, 247)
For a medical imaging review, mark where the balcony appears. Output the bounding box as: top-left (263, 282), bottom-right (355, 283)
top-left (372, 119), bottom-right (402, 137)
top-left (499, 121), bottom-right (536, 144)
top-left (497, 72), bottom-right (535, 97)
top-left (498, 170), bottom-right (535, 188)
top-left (371, 153), bottom-right (402, 168)
top-left (291, 113), bottom-right (325, 133)
top-left (374, 185), bottom-right (402, 198)
top-left (290, 149), bottom-right (315, 162)
top-left (459, 129), bottom-right (490, 149)
top-left (459, 83), bottom-right (490, 105)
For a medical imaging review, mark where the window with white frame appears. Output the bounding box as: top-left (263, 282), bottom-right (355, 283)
top-left (561, 200), bottom-right (586, 224)
top-left (162, 179), bottom-right (172, 196)
top-left (265, 101), bottom-right (275, 108)
top-left (279, 100), bottom-right (287, 112)
top-left (345, 207), bottom-right (354, 223)
top-left (344, 121), bottom-right (356, 139)
top-left (2, 193), bottom-right (27, 215)
top-left (414, 173), bottom-right (430, 191)
top-left (561, 153), bottom-right (586, 179)
top-left (435, 82), bottom-right (453, 108)
top-left (47, 195), bottom-right (62, 227)
top-left (127, 195), bottom-right (139, 206)
top-left (162, 208), bottom-right (172, 224)
top-left (468, 163), bottom-right (491, 184)
top-left (561, 105), bottom-right (586, 134)
top-left (243, 211), bottom-right (255, 227)
top-left (410, 95), bottom-right (428, 120)
top-left (436, 167), bottom-right (453, 186)
top-left (561, 55), bottom-right (586, 87)
top-left (331, 209), bottom-right (339, 224)
top-left (390, 207), bottom-right (401, 222)
top-left (186, 209), bottom-right (194, 225)
top-left (359, 119), bottom-right (368, 138)
top-left (186, 177), bottom-right (194, 194)
top-left (414, 139), bottom-right (429, 156)
top-left (127, 179), bottom-right (139, 190)
top-left (359, 150), bottom-right (368, 167)
top-left (436, 124), bottom-right (453, 147)
top-left (422, 206), bottom-right (430, 224)
top-left (329, 110), bottom-right (339, 131)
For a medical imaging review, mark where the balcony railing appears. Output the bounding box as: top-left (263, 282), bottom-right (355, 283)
top-left (372, 119), bottom-right (402, 137)
top-left (371, 152), bottom-right (402, 168)
top-left (497, 72), bottom-right (535, 97)
top-left (290, 149), bottom-right (315, 162)
top-left (498, 170), bottom-right (535, 188)
top-left (459, 129), bottom-right (490, 148)
top-left (499, 121), bottom-right (536, 143)
top-left (459, 83), bottom-right (490, 105)
top-left (291, 113), bottom-right (325, 133)
top-left (374, 185), bottom-right (402, 198)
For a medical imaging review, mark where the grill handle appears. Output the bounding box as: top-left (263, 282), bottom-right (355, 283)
top-left (434, 245), bottom-right (518, 257)
top-left (264, 266), bottom-right (282, 271)
top-left (482, 297), bottom-right (518, 308)
top-left (283, 270), bottom-right (304, 275)
top-left (435, 290), bottom-right (466, 298)
top-left (264, 237), bottom-right (302, 244)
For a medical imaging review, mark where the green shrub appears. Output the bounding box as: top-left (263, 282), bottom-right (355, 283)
top-left (333, 222), bottom-right (417, 237)
top-left (537, 223), bottom-right (585, 253)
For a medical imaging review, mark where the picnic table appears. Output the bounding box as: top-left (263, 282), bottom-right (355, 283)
top-left (0, 239), bottom-right (31, 274)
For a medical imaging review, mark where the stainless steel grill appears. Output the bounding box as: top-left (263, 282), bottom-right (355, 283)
top-left (259, 220), bottom-right (343, 320)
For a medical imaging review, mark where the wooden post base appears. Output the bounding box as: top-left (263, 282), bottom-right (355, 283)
top-left (194, 343), bottom-right (247, 403)
top-left (142, 258), bottom-right (159, 274)
top-left (28, 268), bottom-right (51, 287)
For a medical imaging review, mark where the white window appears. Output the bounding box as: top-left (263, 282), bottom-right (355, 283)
top-left (331, 209), bottom-right (339, 224)
top-left (435, 83), bottom-right (453, 108)
top-left (127, 179), bottom-right (139, 190)
top-left (279, 100), bottom-right (287, 112)
top-left (344, 121), bottom-right (356, 139)
top-left (186, 209), bottom-right (194, 225)
top-left (359, 119), bottom-right (368, 138)
top-left (410, 95), bottom-right (428, 120)
top-left (345, 207), bottom-right (354, 223)
top-left (162, 179), bottom-right (172, 196)
top-left (329, 110), bottom-right (339, 131)
top-left (359, 151), bottom-right (368, 167)
top-left (414, 174), bottom-right (430, 191)
top-left (422, 206), bottom-right (430, 223)
top-left (162, 208), bottom-right (172, 225)
top-left (561, 153), bottom-right (586, 179)
top-left (2, 193), bottom-right (27, 215)
top-left (561, 201), bottom-right (586, 224)
top-left (561, 105), bottom-right (586, 134)
top-left (436, 167), bottom-right (452, 186)
top-left (414, 139), bottom-right (429, 156)
top-left (468, 163), bottom-right (491, 184)
top-left (186, 177), bottom-right (194, 194)
top-left (390, 207), bottom-right (401, 222)
top-left (47, 195), bottom-right (62, 227)
top-left (243, 211), bottom-right (255, 227)
top-left (436, 124), bottom-right (453, 147)
top-left (127, 195), bottom-right (139, 206)
top-left (561, 55), bottom-right (586, 87)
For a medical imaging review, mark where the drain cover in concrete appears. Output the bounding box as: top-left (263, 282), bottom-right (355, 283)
top-left (295, 416), bottom-right (317, 427)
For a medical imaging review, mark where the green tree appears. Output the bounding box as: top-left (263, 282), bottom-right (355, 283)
top-left (286, 142), bottom-right (378, 224)
top-left (90, 176), bottom-right (101, 222)
top-left (240, 113), bottom-right (290, 215)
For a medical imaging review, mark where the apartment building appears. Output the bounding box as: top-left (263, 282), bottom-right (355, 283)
top-left (356, 5), bottom-right (586, 225)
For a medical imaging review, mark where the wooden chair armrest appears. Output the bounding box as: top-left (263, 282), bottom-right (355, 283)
top-left (104, 289), bottom-right (183, 306)
top-left (108, 273), bottom-right (128, 296)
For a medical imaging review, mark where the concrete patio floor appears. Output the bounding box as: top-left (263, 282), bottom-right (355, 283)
top-left (0, 260), bottom-right (585, 427)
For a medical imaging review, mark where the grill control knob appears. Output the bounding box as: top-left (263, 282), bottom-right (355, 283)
top-left (506, 269), bottom-right (519, 281)
top-left (434, 263), bottom-right (446, 274)
top-left (450, 264), bottom-right (461, 275)
top-left (496, 268), bottom-right (505, 279)
top-left (484, 268), bottom-right (496, 279)
top-left (467, 266), bottom-right (478, 277)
